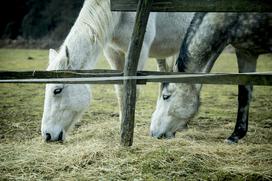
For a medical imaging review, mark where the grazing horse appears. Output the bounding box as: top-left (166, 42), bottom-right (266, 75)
top-left (150, 13), bottom-right (272, 143)
top-left (41, 0), bottom-right (194, 141)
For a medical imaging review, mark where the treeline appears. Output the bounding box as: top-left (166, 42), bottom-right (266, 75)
top-left (1, 0), bottom-right (84, 41)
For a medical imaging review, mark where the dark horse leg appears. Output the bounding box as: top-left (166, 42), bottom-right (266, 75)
top-left (227, 49), bottom-right (258, 143)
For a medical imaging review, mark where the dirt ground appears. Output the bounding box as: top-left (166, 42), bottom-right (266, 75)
top-left (0, 49), bottom-right (271, 180)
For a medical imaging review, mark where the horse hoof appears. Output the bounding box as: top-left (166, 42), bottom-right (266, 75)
top-left (225, 137), bottom-right (238, 144)
top-left (224, 139), bottom-right (236, 144)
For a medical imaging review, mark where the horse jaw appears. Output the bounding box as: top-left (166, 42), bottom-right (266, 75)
top-left (150, 83), bottom-right (200, 139)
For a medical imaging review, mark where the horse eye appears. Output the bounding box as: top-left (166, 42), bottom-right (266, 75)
top-left (53, 88), bottom-right (63, 95)
top-left (163, 95), bottom-right (171, 100)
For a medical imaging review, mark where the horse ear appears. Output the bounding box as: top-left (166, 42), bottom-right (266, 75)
top-left (49, 49), bottom-right (58, 63)
top-left (65, 46), bottom-right (70, 61)
top-left (65, 46), bottom-right (72, 69)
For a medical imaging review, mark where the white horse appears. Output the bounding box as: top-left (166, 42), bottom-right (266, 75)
top-left (150, 13), bottom-right (272, 143)
top-left (41, 0), bottom-right (194, 141)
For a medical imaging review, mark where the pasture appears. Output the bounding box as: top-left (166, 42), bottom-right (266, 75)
top-left (0, 48), bottom-right (271, 180)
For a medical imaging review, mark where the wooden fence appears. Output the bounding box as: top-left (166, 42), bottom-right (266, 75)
top-left (0, 70), bottom-right (272, 85)
top-left (111, 0), bottom-right (272, 12)
top-left (1, 0), bottom-right (272, 146)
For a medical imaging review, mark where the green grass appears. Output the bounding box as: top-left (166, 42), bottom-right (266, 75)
top-left (0, 49), bottom-right (271, 180)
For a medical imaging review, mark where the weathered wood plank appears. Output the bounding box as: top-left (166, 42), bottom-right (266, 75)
top-left (121, 0), bottom-right (153, 146)
top-left (0, 72), bottom-right (271, 85)
top-left (0, 69), bottom-right (123, 79)
top-left (111, 0), bottom-right (272, 12)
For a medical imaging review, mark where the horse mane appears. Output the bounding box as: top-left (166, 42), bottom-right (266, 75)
top-left (48, 0), bottom-right (114, 70)
top-left (68, 0), bottom-right (113, 46)
top-left (176, 13), bottom-right (207, 72)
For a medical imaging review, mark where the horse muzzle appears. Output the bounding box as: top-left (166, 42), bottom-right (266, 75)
top-left (43, 130), bottom-right (65, 142)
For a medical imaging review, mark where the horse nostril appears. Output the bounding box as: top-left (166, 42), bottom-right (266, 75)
top-left (45, 133), bottom-right (51, 141)
top-left (57, 131), bottom-right (63, 141)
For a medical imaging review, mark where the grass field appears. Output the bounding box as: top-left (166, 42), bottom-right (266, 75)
top-left (0, 49), bottom-right (271, 180)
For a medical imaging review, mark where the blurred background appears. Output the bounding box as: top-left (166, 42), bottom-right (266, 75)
top-left (0, 0), bottom-right (84, 49)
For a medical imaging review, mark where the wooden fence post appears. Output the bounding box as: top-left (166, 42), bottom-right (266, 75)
top-left (120, 0), bottom-right (153, 146)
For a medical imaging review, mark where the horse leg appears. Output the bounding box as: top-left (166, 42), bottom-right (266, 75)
top-left (166, 55), bottom-right (177, 72)
top-left (156, 59), bottom-right (167, 97)
top-left (104, 42), bottom-right (152, 121)
top-left (227, 49), bottom-right (258, 143)
top-left (103, 46), bottom-right (125, 121)
top-left (156, 56), bottom-right (176, 97)
top-left (156, 59), bottom-right (167, 72)
top-left (135, 42), bottom-right (152, 96)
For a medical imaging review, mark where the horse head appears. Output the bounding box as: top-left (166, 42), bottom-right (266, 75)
top-left (41, 47), bottom-right (91, 142)
top-left (150, 83), bottom-right (200, 139)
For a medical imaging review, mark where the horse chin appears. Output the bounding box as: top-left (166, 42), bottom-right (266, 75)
top-left (157, 125), bottom-right (188, 139)
top-left (150, 119), bottom-right (189, 139)
top-left (151, 131), bottom-right (176, 139)
top-left (176, 122), bottom-right (189, 132)
top-left (164, 131), bottom-right (176, 139)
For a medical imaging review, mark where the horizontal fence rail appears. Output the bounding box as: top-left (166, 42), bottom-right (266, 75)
top-left (111, 0), bottom-right (272, 12)
top-left (0, 70), bottom-right (271, 85)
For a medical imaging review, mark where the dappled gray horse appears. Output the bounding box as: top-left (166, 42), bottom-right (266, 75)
top-left (41, 0), bottom-right (194, 141)
top-left (151, 13), bottom-right (272, 143)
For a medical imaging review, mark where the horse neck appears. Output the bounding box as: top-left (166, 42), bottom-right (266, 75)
top-left (59, 0), bottom-right (120, 70)
top-left (177, 13), bottom-right (238, 73)
top-left (61, 28), bottom-right (97, 70)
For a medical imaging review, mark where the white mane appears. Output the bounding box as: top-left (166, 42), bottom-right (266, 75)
top-left (69, 0), bottom-right (114, 45)
top-left (48, 0), bottom-right (115, 70)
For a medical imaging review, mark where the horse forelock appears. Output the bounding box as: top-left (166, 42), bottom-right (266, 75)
top-left (176, 13), bottom-right (207, 72)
